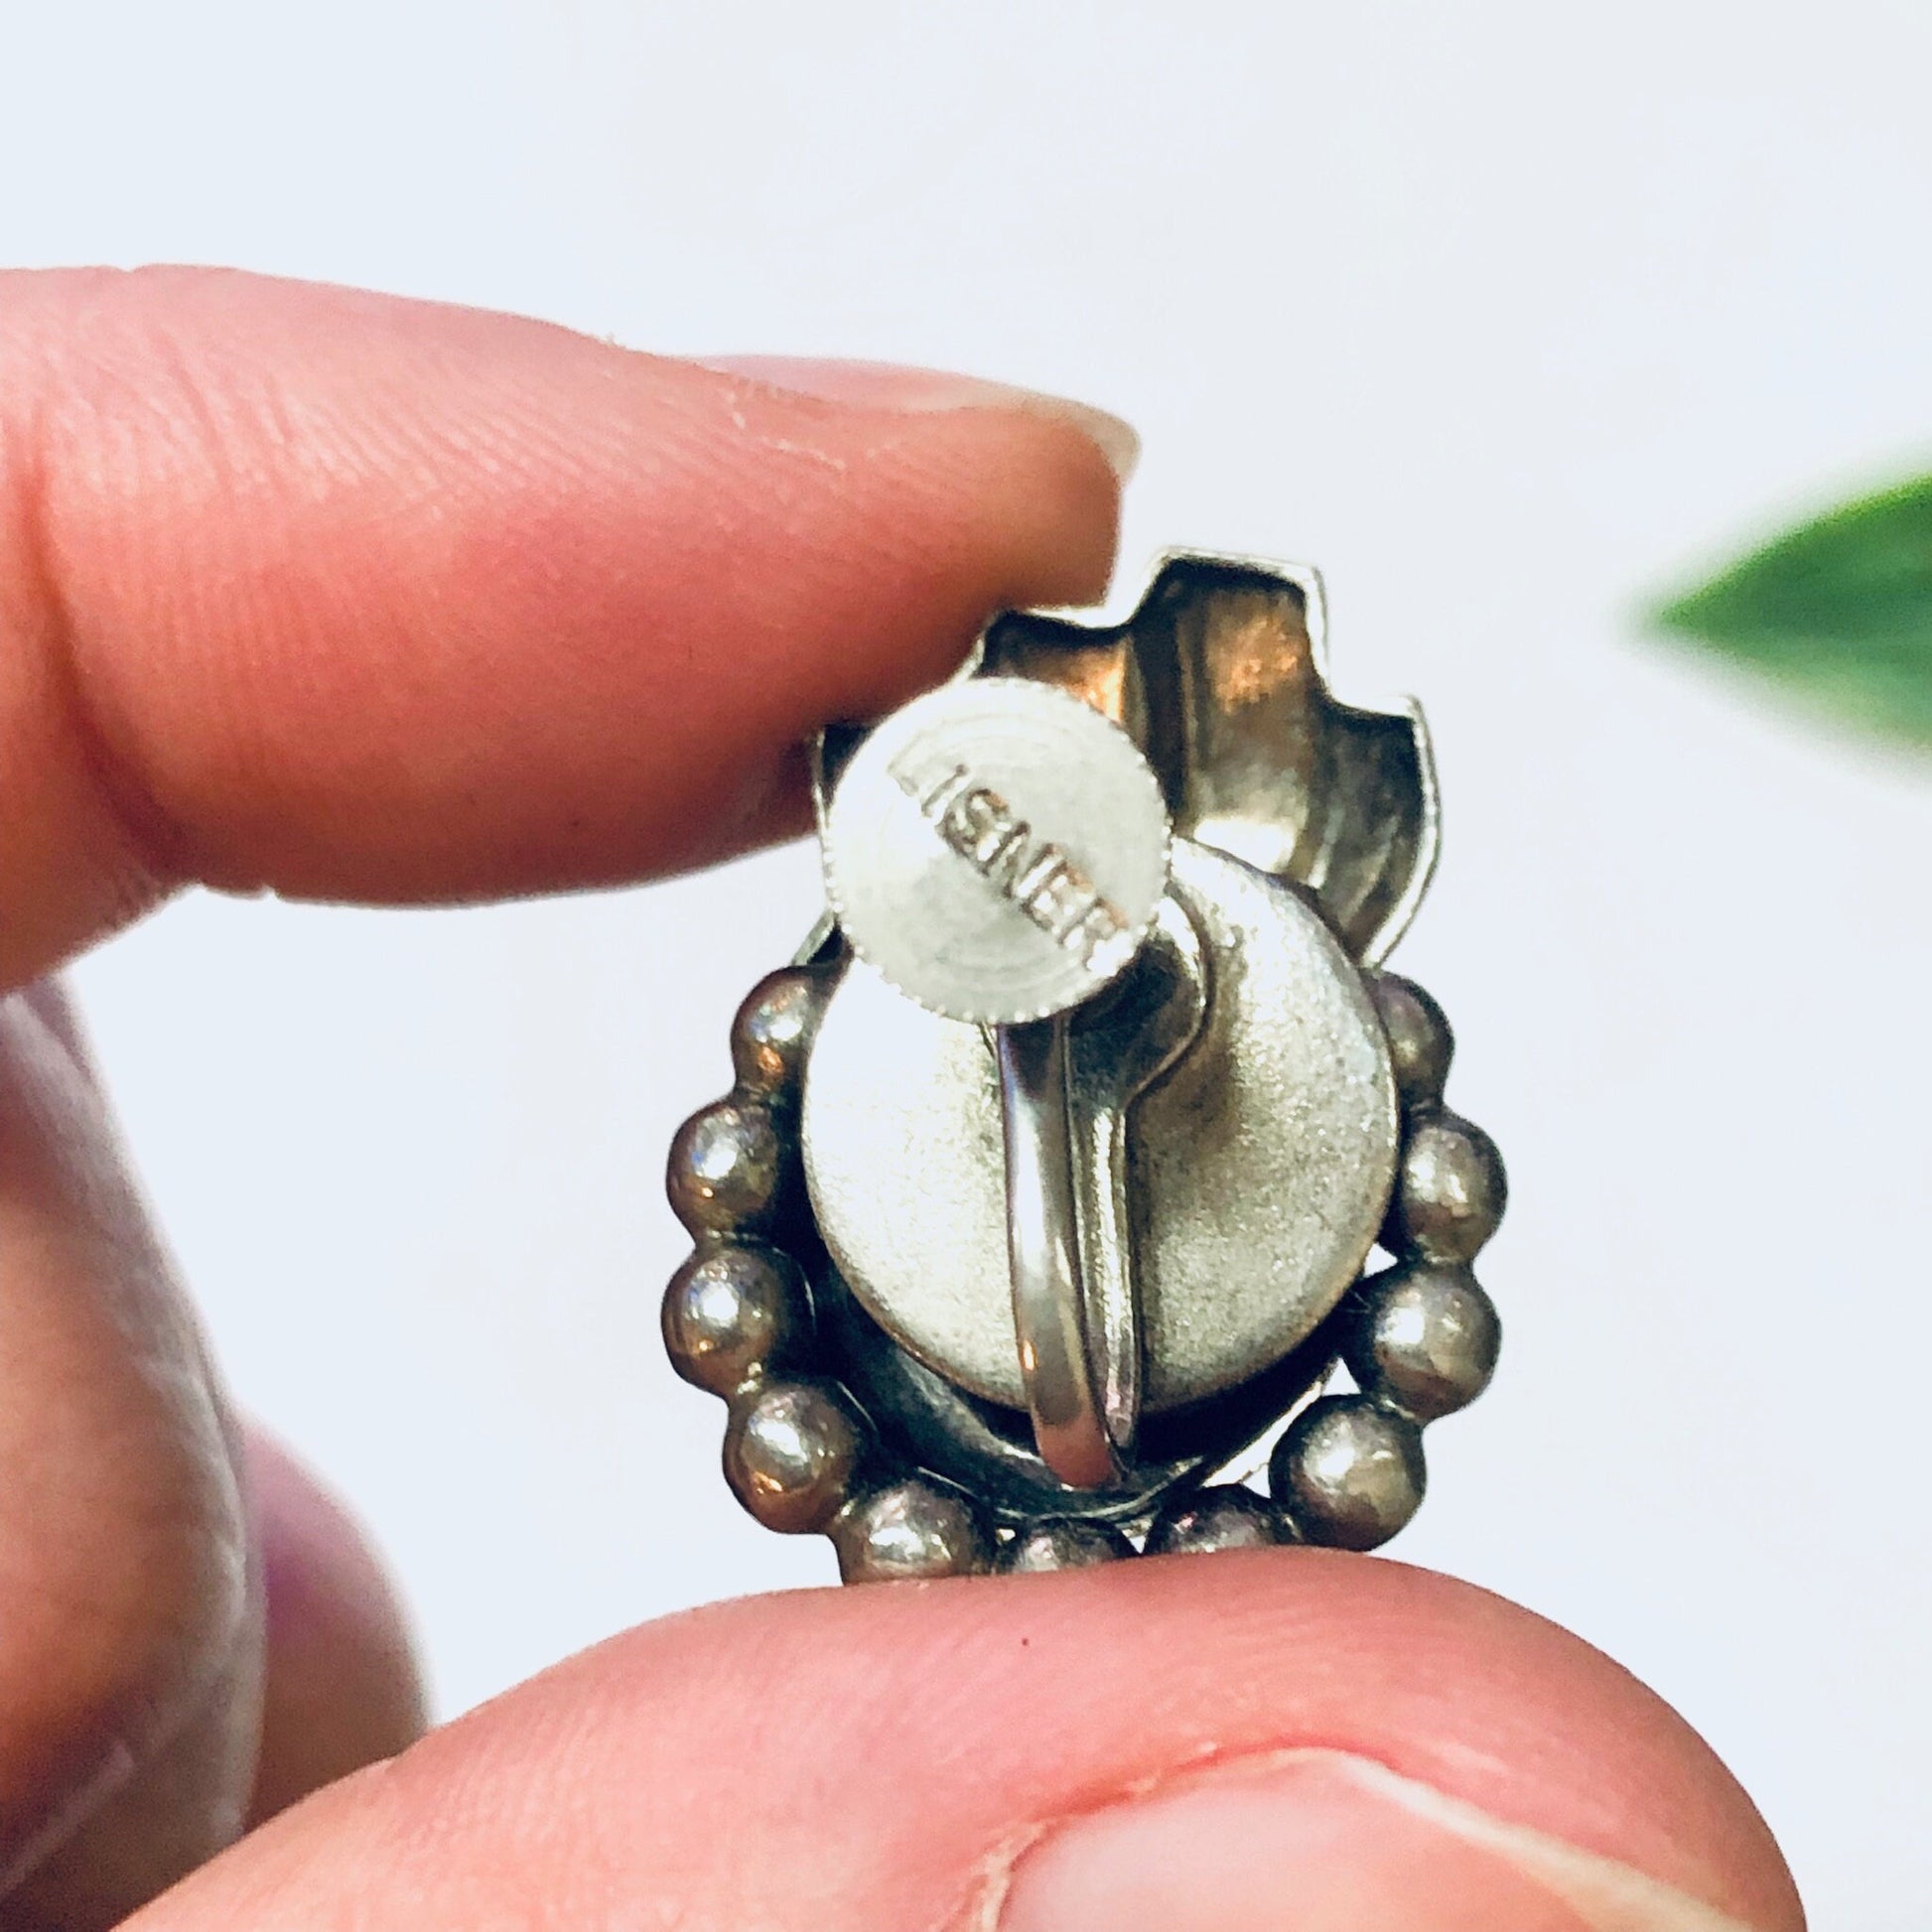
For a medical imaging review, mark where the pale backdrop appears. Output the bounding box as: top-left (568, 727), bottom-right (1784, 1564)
top-left (4, 5), bottom-right (1928, 1923)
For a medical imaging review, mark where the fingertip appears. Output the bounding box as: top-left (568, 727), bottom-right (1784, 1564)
top-left (241, 1429), bottom-right (427, 1826)
top-left (696, 354), bottom-right (1141, 487)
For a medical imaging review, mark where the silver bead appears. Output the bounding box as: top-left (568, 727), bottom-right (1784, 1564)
top-left (833, 1479), bottom-right (991, 1583)
top-left (1391, 1110), bottom-right (1506, 1262)
top-left (662, 1244), bottom-right (803, 1398)
top-left (996, 1519), bottom-right (1134, 1573)
top-left (1369, 973), bottom-right (1453, 1109)
top-left (1145, 1486), bottom-right (1291, 1557)
top-left (723, 1381), bottom-right (859, 1534)
top-left (731, 969), bottom-right (824, 1099)
top-left (1345, 1259), bottom-right (1500, 1422)
top-left (666, 1098), bottom-right (784, 1237)
top-left (1272, 1396), bottom-right (1425, 1551)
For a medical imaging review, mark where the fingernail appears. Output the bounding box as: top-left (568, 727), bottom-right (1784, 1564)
top-left (992, 1748), bottom-right (1765, 1932)
top-left (696, 355), bottom-right (1140, 483)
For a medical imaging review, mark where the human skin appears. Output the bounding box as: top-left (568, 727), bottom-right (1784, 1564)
top-left (0, 268), bottom-right (1805, 1930)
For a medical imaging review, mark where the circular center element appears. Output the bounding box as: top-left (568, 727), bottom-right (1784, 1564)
top-left (821, 678), bottom-right (1173, 1028)
top-left (803, 840), bottom-right (1401, 1416)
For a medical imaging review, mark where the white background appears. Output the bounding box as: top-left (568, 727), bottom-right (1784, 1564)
top-left (3, 4), bottom-right (1928, 1922)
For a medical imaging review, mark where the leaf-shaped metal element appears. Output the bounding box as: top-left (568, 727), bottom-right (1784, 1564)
top-left (1651, 475), bottom-right (1932, 752)
top-left (979, 553), bottom-right (1437, 962)
top-left (818, 552), bottom-right (1439, 964)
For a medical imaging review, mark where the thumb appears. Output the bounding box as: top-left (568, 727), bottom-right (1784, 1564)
top-left (124, 1554), bottom-right (1802, 1932)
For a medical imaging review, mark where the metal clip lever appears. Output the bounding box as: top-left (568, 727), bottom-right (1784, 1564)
top-left (996, 1017), bottom-right (1115, 1489)
top-left (997, 889), bottom-right (1209, 1491)
top-left (816, 676), bottom-right (1175, 1490)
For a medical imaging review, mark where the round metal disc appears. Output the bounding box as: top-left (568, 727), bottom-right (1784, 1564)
top-left (821, 678), bottom-right (1172, 1027)
top-left (802, 840), bottom-right (1401, 1416)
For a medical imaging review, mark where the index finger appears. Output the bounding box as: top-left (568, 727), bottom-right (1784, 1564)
top-left (0, 268), bottom-right (1129, 989)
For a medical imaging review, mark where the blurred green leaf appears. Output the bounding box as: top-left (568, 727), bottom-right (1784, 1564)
top-left (1650, 474), bottom-right (1932, 750)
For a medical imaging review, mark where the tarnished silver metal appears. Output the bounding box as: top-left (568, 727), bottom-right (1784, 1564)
top-left (1269, 1396), bottom-right (1427, 1552)
top-left (722, 1380), bottom-right (860, 1535)
top-left (820, 676), bottom-right (1172, 1028)
top-left (1146, 1487), bottom-right (1293, 1556)
top-left (666, 1096), bottom-right (786, 1239)
top-left (1392, 1112), bottom-right (1508, 1264)
top-left (662, 1245), bottom-right (804, 1398)
top-left (1367, 973), bottom-right (1454, 1111)
top-left (996, 1518), bottom-right (1134, 1573)
top-left (996, 1015), bottom-right (1115, 1487)
top-left (1065, 891), bottom-right (1208, 1452)
top-left (965, 553), bottom-right (1439, 963)
top-left (730, 969), bottom-right (825, 1097)
top-left (662, 551), bottom-right (1507, 1579)
top-left (821, 674), bottom-right (1175, 1482)
top-left (833, 1478), bottom-right (992, 1583)
top-left (803, 841), bottom-right (1397, 1417)
top-left (1344, 1258), bottom-right (1500, 1424)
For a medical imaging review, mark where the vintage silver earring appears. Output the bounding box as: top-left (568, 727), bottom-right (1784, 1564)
top-left (662, 552), bottom-right (1505, 1581)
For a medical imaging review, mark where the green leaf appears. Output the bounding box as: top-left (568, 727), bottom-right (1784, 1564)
top-left (1649, 474), bottom-right (1932, 751)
